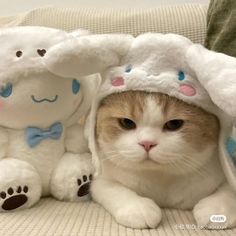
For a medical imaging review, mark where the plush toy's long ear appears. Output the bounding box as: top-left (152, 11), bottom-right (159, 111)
top-left (44, 34), bottom-right (133, 78)
top-left (68, 29), bottom-right (90, 37)
top-left (186, 44), bottom-right (236, 118)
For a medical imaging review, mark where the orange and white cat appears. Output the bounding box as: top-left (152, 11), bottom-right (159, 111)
top-left (92, 91), bottom-right (236, 229)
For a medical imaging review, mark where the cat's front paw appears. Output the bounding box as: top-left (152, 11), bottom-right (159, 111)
top-left (193, 196), bottom-right (236, 229)
top-left (115, 197), bottom-right (162, 229)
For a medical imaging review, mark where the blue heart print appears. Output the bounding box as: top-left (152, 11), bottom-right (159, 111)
top-left (72, 79), bottom-right (80, 95)
top-left (0, 83), bottom-right (13, 98)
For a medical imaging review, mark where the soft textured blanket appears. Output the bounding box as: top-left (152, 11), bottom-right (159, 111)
top-left (0, 198), bottom-right (235, 236)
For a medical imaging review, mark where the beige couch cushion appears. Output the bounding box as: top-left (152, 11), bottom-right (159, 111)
top-left (0, 198), bottom-right (235, 236)
top-left (1, 4), bottom-right (207, 44)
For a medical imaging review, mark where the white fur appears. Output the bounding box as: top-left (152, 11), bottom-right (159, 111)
top-left (0, 26), bottom-right (97, 212)
top-left (91, 178), bottom-right (162, 229)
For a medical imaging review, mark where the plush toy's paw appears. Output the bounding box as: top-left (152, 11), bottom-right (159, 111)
top-left (0, 186), bottom-right (29, 210)
top-left (0, 159), bottom-right (42, 212)
top-left (115, 197), bottom-right (162, 229)
top-left (77, 174), bottom-right (93, 197)
top-left (50, 152), bottom-right (94, 202)
top-left (193, 195), bottom-right (236, 229)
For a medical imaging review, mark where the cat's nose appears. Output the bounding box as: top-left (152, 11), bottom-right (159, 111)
top-left (138, 141), bottom-right (157, 152)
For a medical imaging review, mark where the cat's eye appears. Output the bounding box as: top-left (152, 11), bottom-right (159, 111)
top-left (16, 50), bottom-right (23, 57)
top-left (0, 83), bottom-right (13, 98)
top-left (119, 118), bottom-right (136, 130)
top-left (164, 119), bottom-right (184, 131)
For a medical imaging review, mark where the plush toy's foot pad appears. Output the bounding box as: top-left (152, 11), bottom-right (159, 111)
top-left (0, 186), bottom-right (28, 210)
top-left (77, 174), bottom-right (92, 197)
top-left (0, 159), bottom-right (42, 212)
top-left (50, 153), bottom-right (94, 202)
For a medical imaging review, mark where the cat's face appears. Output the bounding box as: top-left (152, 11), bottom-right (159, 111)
top-left (96, 91), bottom-right (220, 174)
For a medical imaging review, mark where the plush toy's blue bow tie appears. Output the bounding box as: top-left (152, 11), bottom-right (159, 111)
top-left (25, 122), bottom-right (63, 148)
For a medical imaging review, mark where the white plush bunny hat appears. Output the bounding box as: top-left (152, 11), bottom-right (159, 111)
top-left (45, 33), bottom-right (236, 191)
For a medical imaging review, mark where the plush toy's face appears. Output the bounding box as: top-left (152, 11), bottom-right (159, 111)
top-left (0, 72), bottom-right (82, 129)
top-left (0, 27), bottom-right (86, 129)
top-left (0, 27), bottom-right (69, 66)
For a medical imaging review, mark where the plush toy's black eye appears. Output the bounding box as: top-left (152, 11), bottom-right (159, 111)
top-left (164, 119), bottom-right (184, 131)
top-left (37, 49), bottom-right (47, 57)
top-left (16, 51), bottom-right (23, 57)
top-left (125, 64), bottom-right (132, 73)
top-left (119, 118), bottom-right (136, 130)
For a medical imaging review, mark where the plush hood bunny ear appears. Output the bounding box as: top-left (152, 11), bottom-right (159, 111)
top-left (44, 34), bottom-right (134, 79)
top-left (186, 44), bottom-right (236, 118)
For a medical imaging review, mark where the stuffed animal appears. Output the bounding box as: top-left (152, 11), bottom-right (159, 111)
top-left (44, 33), bottom-right (236, 229)
top-left (0, 26), bottom-right (97, 212)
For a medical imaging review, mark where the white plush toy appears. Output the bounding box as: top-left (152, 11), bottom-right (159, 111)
top-left (0, 26), bottom-right (97, 212)
top-left (44, 33), bottom-right (236, 229)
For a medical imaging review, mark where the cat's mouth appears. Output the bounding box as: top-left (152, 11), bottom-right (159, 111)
top-left (31, 95), bottom-right (58, 103)
top-left (143, 155), bottom-right (162, 164)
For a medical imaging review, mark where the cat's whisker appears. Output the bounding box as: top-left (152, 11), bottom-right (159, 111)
top-left (112, 158), bottom-right (127, 168)
top-left (169, 161), bottom-right (187, 175)
top-left (101, 150), bottom-right (143, 164)
top-left (101, 153), bottom-right (121, 162)
top-left (181, 156), bottom-right (208, 178)
top-left (159, 152), bottom-right (208, 178)
top-left (183, 154), bottom-right (210, 175)
top-left (101, 154), bottom-right (119, 161)
top-left (119, 150), bottom-right (139, 154)
top-left (157, 151), bottom-right (208, 175)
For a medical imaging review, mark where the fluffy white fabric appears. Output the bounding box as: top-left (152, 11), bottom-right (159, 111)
top-left (186, 44), bottom-right (236, 118)
top-left (0, 26), bottom-right (97, 212)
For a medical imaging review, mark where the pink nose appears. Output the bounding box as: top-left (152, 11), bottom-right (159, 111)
top-left (138, 141), bottom-right (157, 152)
